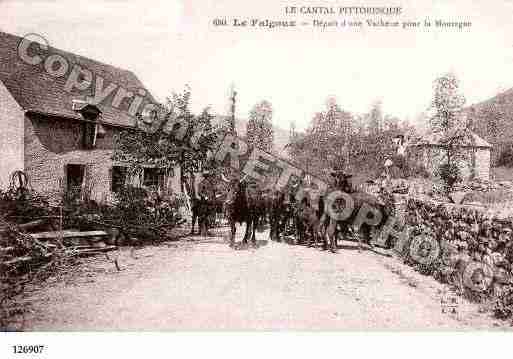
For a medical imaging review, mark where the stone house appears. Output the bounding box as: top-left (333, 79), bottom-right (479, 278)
top-left (409, 130), bottom-right (492, 180)
top-left (0, 31), bottom-right (181, 202)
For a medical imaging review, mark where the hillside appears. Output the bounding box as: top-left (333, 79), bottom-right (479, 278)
top-left (465, 88), bottom-right (513, 162)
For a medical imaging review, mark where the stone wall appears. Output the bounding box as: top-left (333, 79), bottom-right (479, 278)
top-left (0, 80), bottom-right (24, 189)
top-left (23, 114), bottom-right (182, 202)
top-left (24, 113), bottom-right (120, 202)
top-left (399, 197), bottom-right (513, 310)
top-left (475, 147), bottom-right (491, 180)
top-left (412, 145), bottom-right (491, 180)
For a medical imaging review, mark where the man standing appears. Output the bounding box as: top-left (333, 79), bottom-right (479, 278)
top-left (392, 134), bottom-right (410, 176)
top-left (190, 170), bottom-right (216, 236)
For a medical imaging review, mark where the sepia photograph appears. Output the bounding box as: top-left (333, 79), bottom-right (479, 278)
top-left (1, 0), bottom-right (513, 356)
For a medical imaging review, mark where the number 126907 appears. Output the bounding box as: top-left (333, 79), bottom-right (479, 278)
top-left (12, 345), bottom-right (45, 354)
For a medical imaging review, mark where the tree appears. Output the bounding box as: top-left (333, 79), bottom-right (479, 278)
top-left (367, 99), bottom-right (384, 134)
top-left (113, 88), bottom-right (218, 194)
top-left (286, 97), bottom-right (355, 176)
top-left (429, 73), bottom-right (466, 132)
top-left (246, 100), bottom-right (274, 152)
top-left (384, 114), bottom-right (400, 132)
top-left (428, 73), bottom-right (470, 191)
top-left (346, 100), bottom-right (399, 175)
top-left (287, 96), bottom-right (407, 179)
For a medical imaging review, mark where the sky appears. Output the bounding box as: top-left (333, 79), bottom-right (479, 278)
top-left (1, 0), bottom-right (513, 131)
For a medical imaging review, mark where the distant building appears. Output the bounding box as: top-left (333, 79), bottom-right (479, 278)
top-left (410, 130), bottom-right (492, 180)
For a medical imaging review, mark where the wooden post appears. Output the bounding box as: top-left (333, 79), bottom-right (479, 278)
top-left (58, 204), bottom-right (63, 247)
top-left (230, 84), bottom-right (237, 136)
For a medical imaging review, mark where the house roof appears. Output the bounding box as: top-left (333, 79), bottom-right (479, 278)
top-left (0, 31), bottom-right (156, 128)
top-left (412, 130), bottom-right (492, 148)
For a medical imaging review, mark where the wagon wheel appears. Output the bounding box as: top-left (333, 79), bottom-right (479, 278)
top-left (9, 170), bottom-right (30, 200)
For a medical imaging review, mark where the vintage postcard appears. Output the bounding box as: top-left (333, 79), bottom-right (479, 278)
top-left (1, 0), bottom-right (513, 357)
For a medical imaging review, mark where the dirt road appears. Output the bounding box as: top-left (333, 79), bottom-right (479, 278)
top-left (19, 228), bottom-right (509, 330)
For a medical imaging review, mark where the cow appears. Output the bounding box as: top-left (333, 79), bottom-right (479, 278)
top-left (222, 174), bottom-right (262, 247)
top-left (254, 188), bottom-right (273, 231)
top-left (269, 189), bottom-right (300, 243)
top-left (269, 190), bottom-right (287, 242)
top-left (323, 171), bottom-right (393, 253)
top-left (295, 195), bottom-right (325, 247)
top-left (211, 196), bottom-right (226, 226)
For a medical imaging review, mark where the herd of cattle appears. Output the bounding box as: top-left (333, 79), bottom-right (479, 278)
top-left (189, 170), bottom-right (396, 252)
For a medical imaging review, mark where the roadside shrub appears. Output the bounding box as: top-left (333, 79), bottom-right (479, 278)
top-left (0, 189), bottom-right (52, 225)
top-left (493, 286), bottom-right (513, 319)
top-left (114, 186), bottom-right (150, 223)
top-left (110, 185), bottom-right (183, 242)
top-left (59, 185), bottom-right (184, 242)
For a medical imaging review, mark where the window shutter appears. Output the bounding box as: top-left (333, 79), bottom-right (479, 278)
top-left (131, 170), bottom-right (142, 187)
top-left (63, 164), bottom-right (69, 192)
top-left (82, 121), bottom-right (98, 149)
top-left (82, 164), bottom-right (93, 201)
top-left (92, 122), bottom-right (98, 147)
top-left (109, 167), bottom-right (113, 192)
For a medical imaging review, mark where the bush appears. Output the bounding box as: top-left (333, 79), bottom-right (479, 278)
top-left (497, 145), bottom-right (513, 168)
top-left (406, 160), bottom-right (430, 179)
top-left (61, 185), bottom-right (184, 242)
top-left (110, 185), bottom-right (183, 241)
top-left (0, 189), bottom-right (52, 225)
top-left (436, 162), bottom-right (462, 191)
top-left (113, 186), bottom-right (151, 223)
top-left (385, 155), bottom-right (429, 179)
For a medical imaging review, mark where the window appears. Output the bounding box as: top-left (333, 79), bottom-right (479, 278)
top-left (65, 164), bottom-right (85, 197)
top-left (111, 166), bottom-right (127, 193)
top-left (143, 167), bottom-right (165, 188)
top-left (79, 105), bottom-right (101, 149)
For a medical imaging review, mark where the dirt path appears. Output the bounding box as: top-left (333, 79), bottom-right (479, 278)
top-left (18, 227), bottom-right (510, 330)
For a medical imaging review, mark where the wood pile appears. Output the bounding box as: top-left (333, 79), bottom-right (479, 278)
top-left (29, 230), bottom-right (117, 254)
top-left (1, 225), bottom-right (118, 270)
top-left (1, 218), bottom-right (121, 327)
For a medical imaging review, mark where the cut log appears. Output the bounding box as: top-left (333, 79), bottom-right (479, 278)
top-left (1, 253), bottom-right (53, 266)
top-left (30, 230), bottom-right (108, 240)
top-left (18, 219), bottom-right (48, 231)
top-left (69, 243), bottom-right (109, 250)
top-left (68, 245), bottom-right (103, 250)
top-left (72, 246), bottom-right (117, 257)
top-left (0, 246), bottom-right (15, 253)
top-left (2, 256), bottom-right (34, 266)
